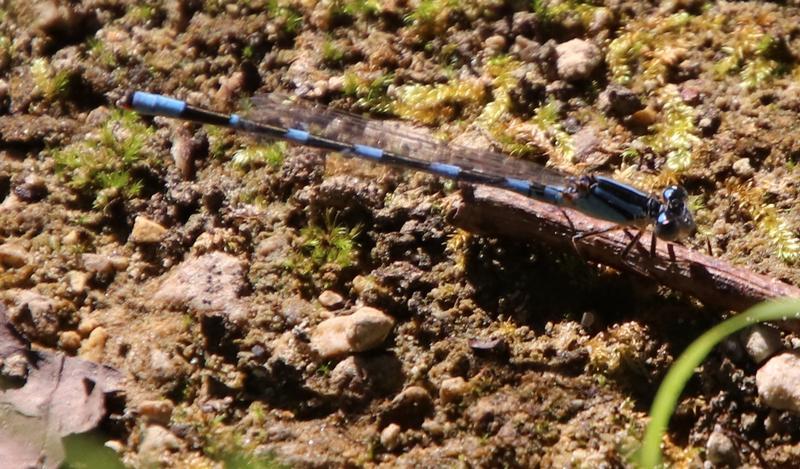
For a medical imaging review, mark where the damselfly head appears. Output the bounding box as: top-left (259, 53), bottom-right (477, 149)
top-left (654, 185), bottom-right (695, 241)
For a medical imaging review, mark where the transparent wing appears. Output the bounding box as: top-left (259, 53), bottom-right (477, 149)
top-left (245, 94), bottom-right (569, 188)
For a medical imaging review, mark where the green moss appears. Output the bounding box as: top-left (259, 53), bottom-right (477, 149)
top-left (531, 98), bottom-right (574, 163)
top-left (127, 3), bottom-right (156, 22)
top-left (52, 110), bottom-right (157, 208)
top-left (533, 0), bottom-right (609, 31)
top-left (267, 0), bottom-right (303, 35)
top-left (715, 31), bottom-right (785, 89)
top-left (606, 12), bottom-right (692, 86)
top-left (758, 206), bottom-right (800, 264)
top-left (394, 79), bottom-right (485, 125)
top-left (31, 58), bottom-right (72, 101)
top-left (637, 86), bottom-right (699, 173)
top-left (334, 0), bottom-right (381, 18)
top-left (86, 38), bottom-right (117, 67)
top-left (321, 38), bottom-right (345, 66)
top-left (342, 71), bottom-right (394, 113)
top-left (286, 210), bottom-right (362, 287)
top-left (231, 142), bottom-right (287, 170)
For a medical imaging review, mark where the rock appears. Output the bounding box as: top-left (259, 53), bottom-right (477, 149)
top-left (171, 131), bottom-right (197, 180)
top-left (485, 35), bottom-right (506, 54)
top-left (129, 216), bottom-right (167, 243)
top-left (706, 425), bottom-right (739, 466)
top-left (58, 330), bottom-right (81, 353)
top-left (555, 39), bottom-right (602, 82)
top-left (756, 352), bottom-right (800, 412)
top-left (732, 158), bottom-right (755, 178)
top-left (380, 423), bottom-right (401, 451)
top-left (77, 317), bottom-right (99, 337)
top-left (8, 290), bottom-right (63, 344)
top-left (81, 253), bottom-right (114, 275)
top-left (380, 386), bottom-right (434, 429)
top-left (154, 252), bottom-right (248, 322)
top-left (138, 425), bottom-right (181, 464)
top-left (439, 377), bottom-right (470, 403)
top-left (310, 307), bottom-right (395, 358)
top-left (138, 399), bottom-right (174, 425)
top-left (318, 290), bottom-right (344, 309)
top-left (79, 326), bottom-right (108, 362)
top-left (329, 354), bottom-right (404, 401)
top-left (597, 84), bottom-right (643, 117)
top-left (66, 271), bottom-right (89, 293)
top-left (0, 243), bottom-right (28, 268)
top-left (14, 174), bottom-right (48, 202)
top-left (741, 325), bottom-right (781, 363)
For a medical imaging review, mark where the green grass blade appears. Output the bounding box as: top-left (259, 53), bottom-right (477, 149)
top-left (640, 297), bottom-right (800, 468)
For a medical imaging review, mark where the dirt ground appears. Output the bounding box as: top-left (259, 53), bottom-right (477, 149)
top-left (2, 0), bottom-right (800, 467)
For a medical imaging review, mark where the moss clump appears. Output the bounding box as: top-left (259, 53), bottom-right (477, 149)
top-left (267, 0), bottom-right (303, 35)
top-left (637, 85), bottom-right (700, 173)
top-left (757, 205), bottom-right (800, 264)
top-left (342, 71), bottom-right (395, 113)
top-left (393, 79), bottom-right (485, 125)
top-left (52, 110), bottom-right (158, 208)
top-left (286, 210), bottom-right (362, 289)
top-left (531, 98), bottom-right (574, 164)
top-left (606, 12), bottom-right (693, 87)
top-left (231, 142), bottom-right (287, 170)
top-left (533, 0), bottom-right (610, 32)
top-left (31, 58), bottom-right (72, 101)
top-left (715, 29), bottom-right (785, 89)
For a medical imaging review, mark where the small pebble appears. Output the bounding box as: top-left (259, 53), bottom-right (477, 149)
top-left (130, 216), bottom-right (167, 243)
top-left (62, 230), bottom-right (81, 246)
top-left (756, 352), bottom-right (800, 412)
top-left (705, 425), bottom-right (739, 466)
top-left (597, 84), bottom-right (643, 117)
top-left (14, 174), bottom-right (48, 202)
top-left (77, 317), bottom-right (100, 337)
top-left (137, 399), bottom-right (175, 425)
top-left (310, 306), bottom-right (395, 358)
top-left (484, 35), bottom-right (507, 54)
top-left (741, 325), bottom-right (781, 363)
top-left (59, 330), bottom-right (82, 353)
top-left (380, 423), bottom-right (401, 451)
top-left (138, 425), bottom-right (181, 461)
top-left (382, 386), bottom-right (434, 428)
top-left (82, 253), bottom-right (115, 275)
top-left (79, 326), bottom-right (108, 362)
top-left (421, 419), bottom-right (444, 437)
top-left (555, 39), bottom-right (603, 82)
top-left (318, 290), bottom-right (344, 309)
top-left (0, 243), bottom-right (28, 268)
top-left (439, 377), bottom-right (470, 403)
top-left (580, 312), bottom-right (596, 329)
top-left (67, 270), bottom-right (89, 293)
top-left (628, 107), bottom-right (658, 127)
top-left (731, 158), bottom-right (754, 177)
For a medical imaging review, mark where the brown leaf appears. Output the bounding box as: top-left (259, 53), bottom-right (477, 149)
top-left (0, 303), bottom-right (123, 468)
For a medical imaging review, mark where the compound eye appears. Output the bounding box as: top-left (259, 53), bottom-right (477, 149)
top-left (662, 185), bottom-right (689, 212)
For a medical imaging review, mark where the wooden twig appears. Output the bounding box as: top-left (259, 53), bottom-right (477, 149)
top-left (446, 186), bottom-right (800, 312)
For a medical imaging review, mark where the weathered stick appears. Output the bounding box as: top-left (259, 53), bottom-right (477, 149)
top-left (446, 186), bottom-right (800, 312)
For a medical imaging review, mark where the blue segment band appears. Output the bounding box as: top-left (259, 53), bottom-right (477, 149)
top-left (353, 144), bottom-right (383, 161)
top-left (229, 114), bottom-right (241, 126)
top-left (543, 186), bottom-right (564, 204)
top-left (131, 91), bottom-right (186, 117)
top-left (504, 177), bottom-right (531, 195)
top-left (429, 162), bottom-right (461, 178)
top-left (285, 128), bottom-right (309, 142)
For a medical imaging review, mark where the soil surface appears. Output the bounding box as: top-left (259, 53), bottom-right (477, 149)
top-left (2, 0), bottom-right (800, 467)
